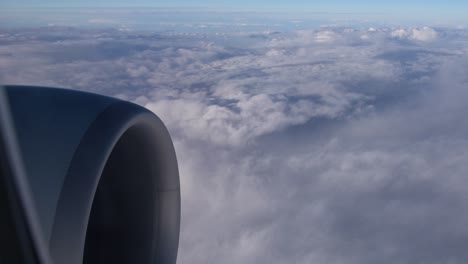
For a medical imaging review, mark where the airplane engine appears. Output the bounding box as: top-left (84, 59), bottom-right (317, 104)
top-left (1, 85), bottom-right (180, 264)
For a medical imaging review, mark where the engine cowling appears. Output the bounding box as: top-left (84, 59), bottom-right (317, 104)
top-left (4, 85), bottom-right (180, 264)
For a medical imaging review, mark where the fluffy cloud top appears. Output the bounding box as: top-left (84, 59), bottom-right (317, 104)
top-left (411, 27), bottom-right (438, 41)
top-left (1, 24), bottom-right (468, 264)
top-left (391, 27), bottom-right (438, 42)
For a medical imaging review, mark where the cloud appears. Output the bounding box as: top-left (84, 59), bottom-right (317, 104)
top-left (411, 27), bottom-right (438, 41)
top-left (315, 30), bottom-right (340, 43)
top-left (391, 27), bottom-right (438, 42)
top-left (1, 25), bottom-right (468, 264)
top-left (143, 90), bottom-right (359, 145)
top-left (390, 28), bottom-right (409, 39)
top-left (175, 54), bottom-right (468, 264)
top-left (88, 18), bottom-right (118, 24)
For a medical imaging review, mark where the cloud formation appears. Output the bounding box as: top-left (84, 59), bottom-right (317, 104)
top-left (1, 24), bottom-right (468, 264)
top-left (391, 26), bottom-right (438, 42)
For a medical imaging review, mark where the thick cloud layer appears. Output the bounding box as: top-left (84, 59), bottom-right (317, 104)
top-left (1, 25), bottom-right (468, 263)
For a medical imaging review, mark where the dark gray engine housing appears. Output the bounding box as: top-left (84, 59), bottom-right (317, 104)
top-left (4, 85), bottom-right (180, 264)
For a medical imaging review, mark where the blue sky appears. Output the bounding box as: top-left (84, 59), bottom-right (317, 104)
top-left (2, 0), bottom-right (467, 25)
top-left (2, 0), bottom-right (467, 12)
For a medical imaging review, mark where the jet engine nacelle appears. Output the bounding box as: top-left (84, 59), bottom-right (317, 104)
top-left (3, 85), bottom-right (180, 264)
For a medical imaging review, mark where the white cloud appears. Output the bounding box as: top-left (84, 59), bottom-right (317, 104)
top-left (88, 18), bottom-right (118, 24)
top-left (391, 28), bottom-right (409, 39)
top-left (144, 90), bottom-right (353, 145)
top-left (391, 27), bottom-right (438, 42)
top-left (1, 25), bottom-right (468, 264)
top-left (410, 27), bottom-right (438, 42)
top-left (315, 30), bottom-right (339, 43)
